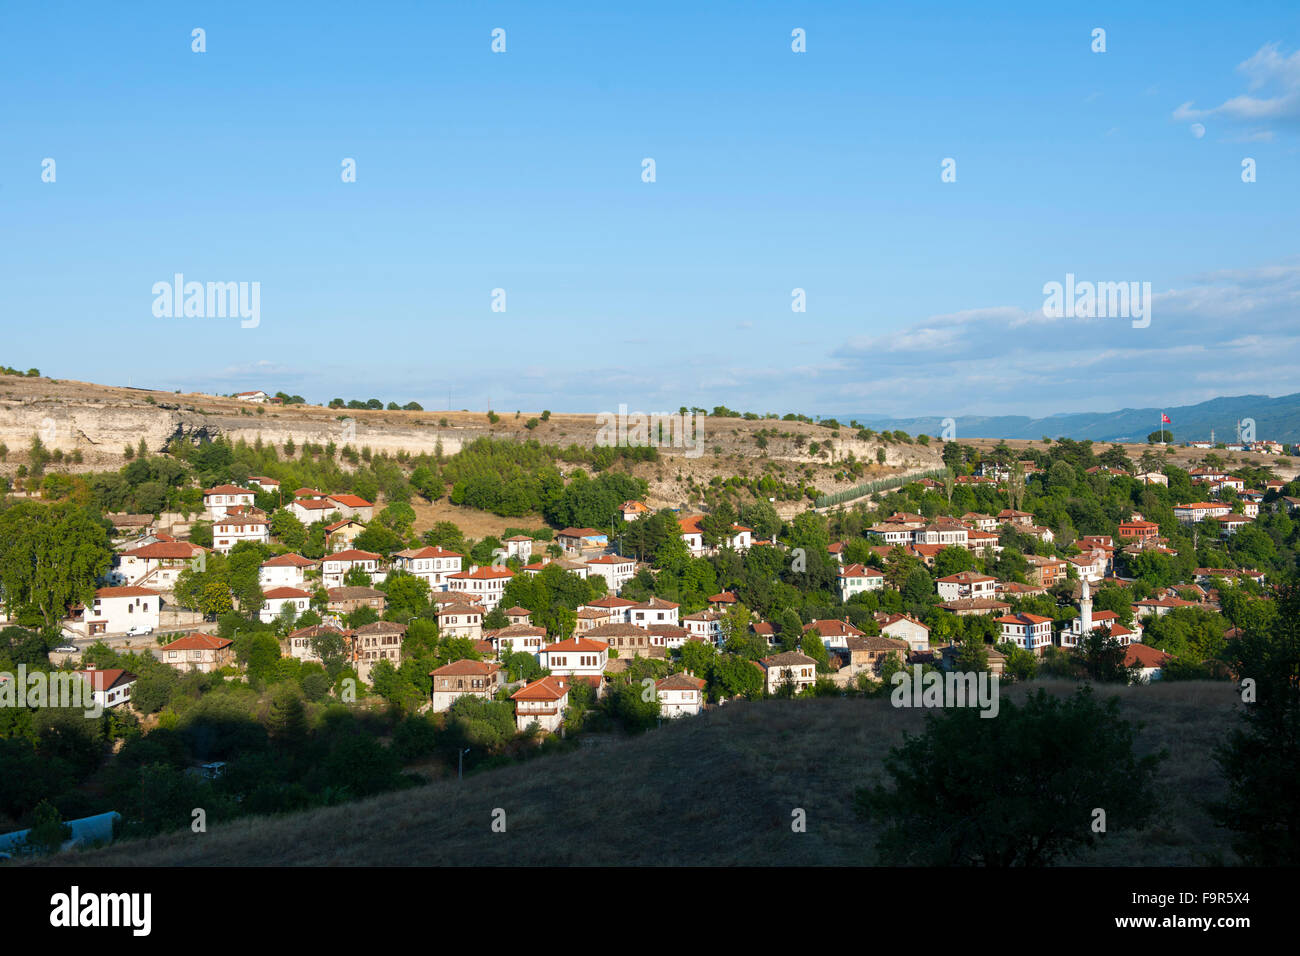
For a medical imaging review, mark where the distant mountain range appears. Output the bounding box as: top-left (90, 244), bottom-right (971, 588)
top-left (842, 394), bottom-right (1300, 444)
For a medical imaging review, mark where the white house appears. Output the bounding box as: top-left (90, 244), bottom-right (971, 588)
top-left (1173, 502), bottom-right (1231, 524)
top-left (73, 668), bottom-right (137, 709)
top-left (392, 546), bottom-right (464, 590)
top-left (503, 535), bottom-right (534, 561)
top-left (233, 390), bottom-right (269, 403)
top-left (538, 636), bottom-right (608, 679)
top-left (111, 540), bottom-right (207, 589)
top-left (259, 552), bottom-right (316, 589)
top-left (212, 513), bottom-right (271, 553)
top-left (628, 596), bottom-right (680, 629)
top-left (321, 549), bottom-right (382, 589)
top-left (260, 586), bottom-right (313, 624)
top-left (656, 672), bottom-right (706, 717)
top-left (446, 565), bottom-right (515, 611)
top-left (202, 484), bottom-right (255, 520)
top-left (1124, 643), bottom-right (1173, 683)
top-left (873, 613), bottom-right (931, 653)
top-left (936, 572), bottom-right (998, 602)
top-left (287, 497), bottom-right (339, 525)
top-left (584, 554), bottom-right (636, 593)
top-left (683, 609), bottom-right (724, 645)
top-left (758, 652), bottom-right (818, 695)
top-left (996, 612), bottom-right (1055, 655)
top-left (839, 563), bottom-right (886, 601)
top-left (65, 586), bottom-right (161, 638)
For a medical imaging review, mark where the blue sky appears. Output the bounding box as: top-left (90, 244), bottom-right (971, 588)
top-left (2, 1), bottom-right (1297, 418)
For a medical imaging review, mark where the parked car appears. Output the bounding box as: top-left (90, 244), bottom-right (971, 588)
top-left (52, 644), bottom-right (80, 654)
top-left (126, 624), bottom-right (153, 637)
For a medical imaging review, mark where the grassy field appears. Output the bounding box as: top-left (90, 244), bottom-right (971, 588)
top-left (47, 680), bottom-right (1242, 867)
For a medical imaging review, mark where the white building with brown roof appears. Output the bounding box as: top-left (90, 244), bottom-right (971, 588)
top-left (838, 563), bottom-right (886, 601)
top-left (447, 565), bottom-right (514, 611)
top-left (213, 512), bottom-right (270, 553)
top-left (584, 553), bottom-right (636, 593)
top-left (656, 672), bottom-right (706, 717)
top-left (628, 596), bottom-right (679, 628)
top-left (111, 540), bottom-right (207, 589)
top-left (64, 586), bottom-right (161, 638)
top-left (538, 636), bottom-right (609, 678)
top-left (392, 546), bottom-right (464, 590)
top-left (758, 651), bottom-right (818, 695)
top-left (351, 621), bottom-right (405, 683)
top-left (260, 586), bottom-right (313, 624)
top-left (584, 622), bottom-right (659, 659)
top-left (437, 602), bottom-right (484, 640)
top-left (259, 552), bottom-right (317, 589)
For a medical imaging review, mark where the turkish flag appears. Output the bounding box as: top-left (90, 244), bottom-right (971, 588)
top-left (1161, 414), bottom-right (1171, 423)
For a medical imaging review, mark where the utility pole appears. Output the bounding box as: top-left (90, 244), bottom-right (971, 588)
top-left (458, 747), bottom-right (470, 780)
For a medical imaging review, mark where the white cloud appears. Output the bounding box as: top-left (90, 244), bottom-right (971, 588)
top-left (1173, 43), bottom-right (1300, 132)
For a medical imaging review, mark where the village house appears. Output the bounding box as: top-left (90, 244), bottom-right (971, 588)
top-left (202, 484), bottom-right (255, 520)
top-left (321, 549), bottom-right (382, 589)
top-left (996, 612), bottom-right (1055, 655)
top-left (538, 636), bottom-right (609, 679)
top-left (620, 499), bottom-right (650, 522)
top-left (584, 622), bottom-right (660, 659)
top-left (259, 552), bottom-right (316, 589)
top-left (65, 586), bottom-right (161, 639)
top-left (1125, 643), bottom-right (1173, 683)
top-left (260, 586), bottom-right (313, 624)
top-left (1216, 514), bottom-right (1252, 537)
top-left (1118, 519), bottom-right (1161, 542)
top-left (212, 512), bottom-right (271, 553)
top-left (429, 660), bottom-right (504, 712)
top-left (351, 621), bottom-right (406, 683)
top-left (935, 571), bottom-right (998, 602)
top-left (325, 494), bottom-right (375, 522)
top-left (757, 651), bottom-right (818, 695)
top-left (581, 596), bottom-right (637, 624)
top-left (650, 624), bottom-right (692, 651)
top-left (326, 586), bottom-right (386, 616)
top-left (1024, 555), bottom-right (1068, 588)
top-left (325, 519), bottom-right (367, 552)
top-left (1173, 502), bottom-right (1231, 524)
top-left (838, 563), bottom-right (886, 601)
top-left (1132, 595), bottom-right (1199, 619)
top-left (683, 609), bottom-right (724, 645)
top-left (247, 475), bottom-right (280, 494)
top-left (392, 546), bottom-right (464, 590)
top-left (234, 390), bottom-right (269, 403)
top-left (628, 596), bottom-right (680, 629)
top-left (997, 509), bottom-right (1034, 527)
top-left (938, 597), bottom-right (1012, 617)
top-left (287, 497), bottom-right (340, 525)
top-left (961, 512), bottom-right (1000, 532)
top-left (555, 527), bottom-right (609, 554)
top-left (804, 618), bottom-right (866, 651)
top-left (511, 675), bottom-right (571, 734)
top-left (584, 553), bottom-right (636, 593)
top-left (157, 633), bottom-right (235, 673)
top-left (656, 672), bottom-right (707, 717)
top-left (73, 668), bottom-right (137, 709)
top-left (110, 540), bottom-right (207, 589)
top-left (286, 623), bottom-right (348, 666)
top-left (436, 602), bottom-right (484, 640)
top-left (834, 634), bottom-right (910, 683)
top-left (873, 613), bottom-right (931, 652)
top-left (487, 623), bottom-right (547, 657)
top-left (677, 516), bottom-right (707, 556)
top-left (503, 535), bottom-right (534, 561)
top-left (447, 564), bottom-right (514, 610)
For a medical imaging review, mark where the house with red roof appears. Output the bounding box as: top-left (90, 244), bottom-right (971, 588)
top-left (996, 612), bottom-right (1055, 655)
top-left (73, 668), bottom-right (138, 709)
top-left (259, 552), bottom-right (317, 589)
top-left (447, 564), bottom-right (515, 611)
top-left (656, 672), bottom-right (707, 717)
top-left (260, 586), bottom-right (313, 624)
top-left (511, 675), bottom-right (572, 733)
top-left (64, 586), bottom-right (160, 639)
top-left (538, 636), bottom-right (609, 679)
top-left (1124, 643), bottom-right (1173, 682)
top-left (112, 540), bottom-right (208, 588)
top-left (392, 546), bottom-right (464, 590)
top-left (326, 493), bottom-right (375, 522)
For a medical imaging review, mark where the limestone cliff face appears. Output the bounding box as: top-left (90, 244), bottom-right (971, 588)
top-left (0, 395), bottom-right (466, 467)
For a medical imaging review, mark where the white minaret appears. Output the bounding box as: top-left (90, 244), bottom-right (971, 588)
top-left (1079, 577), bottom-right (1093, 635)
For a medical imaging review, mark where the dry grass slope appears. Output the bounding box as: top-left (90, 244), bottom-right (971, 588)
top-left (54, 680), bottom-right (1241, 867)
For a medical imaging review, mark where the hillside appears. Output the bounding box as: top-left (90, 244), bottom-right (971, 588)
top-left (845, 393), bottom-right (1300, 444)
top-left (0, 375), bottom-right (943, 514)
top-left (49, 681), bottom-right (1241, 867)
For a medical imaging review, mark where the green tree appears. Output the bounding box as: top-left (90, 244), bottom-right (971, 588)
top-left (854, 687), bottom-right (1164, 865)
